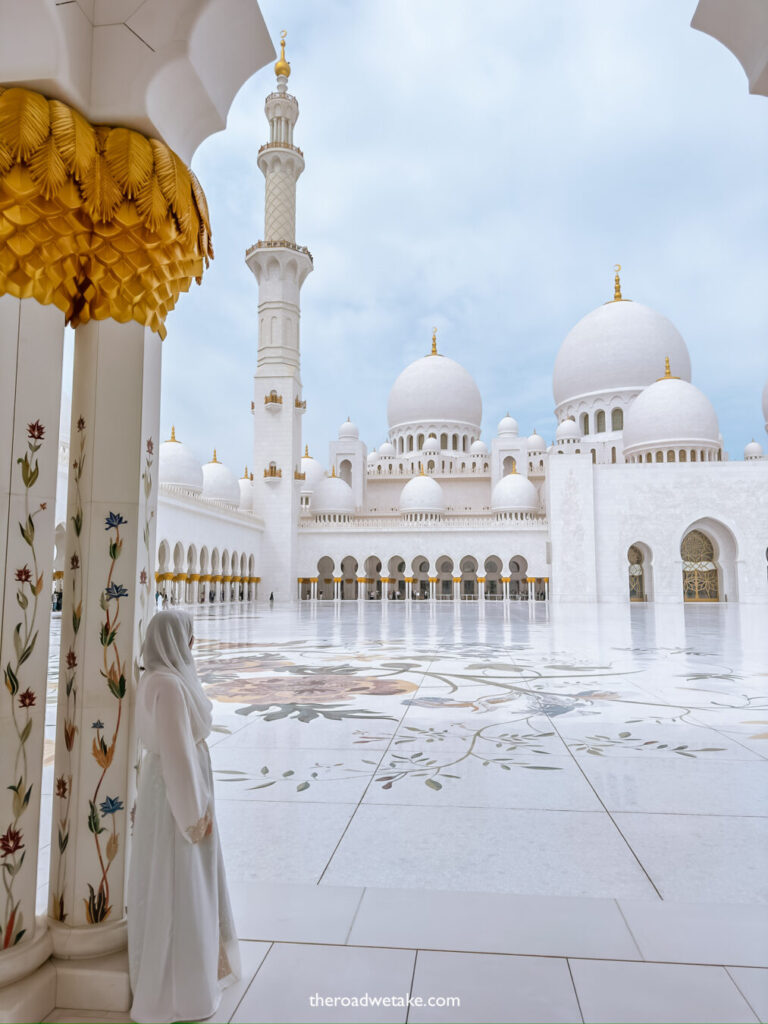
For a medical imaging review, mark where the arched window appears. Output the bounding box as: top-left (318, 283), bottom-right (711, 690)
top-left (503, 455), bottom-right (516, 475)
top-left (655, 451), bottom-right (663, 462)
top-left (440, 433), bottom-right (448, 449)
top-left (463, 436), bottom-right (468, 452)
top-left (417, 433), bottom-right (425, 450)
top-left (691, 450), bottom-right (697, 462)
top-left (428, 459), bottom-right (435, 472)
top-left (339, 459), bottom-right (352, 484)
top-left (595, 410), bottom-right (606, 433)
top-left (681, 530), bottom-right (719, 602)
top-left (628, 545), bottom-right (645, 601)
top-left (452, 433), bottom-right (459, 450)
top-left (591, 449), bottom-right (596, 464)
top-left (645, 452), bottom-right (652, 463)
top-left (407, 435), bottom-right (414, 452)
top-left (611, 447), bottom-right (616, 463)
top-left (679, 450), bottom-right (687, 462)
top-left (580, 412), bottom-right (589, 435)
top-left (611, 408), bottom-right (623, 430)
top-left (667, 450), bottom-right (675, 462)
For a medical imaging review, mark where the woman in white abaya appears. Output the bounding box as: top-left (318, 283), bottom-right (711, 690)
top-left (128, 610), bottom-right (240, 1023)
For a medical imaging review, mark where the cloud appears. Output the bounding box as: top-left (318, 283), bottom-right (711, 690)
top-left (161, 0), bottom-right (768, 470)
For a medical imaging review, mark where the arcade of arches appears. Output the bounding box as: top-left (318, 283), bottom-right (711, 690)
top-left (155, 540), bottom-right (260, 604)
top-left (298, 555), bottom-right (550, 601)
top-left (626, 527), bottom-right (730, 603)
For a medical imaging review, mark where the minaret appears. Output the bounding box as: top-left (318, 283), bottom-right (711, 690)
top-left (246, 32), bottom-right (313, 602)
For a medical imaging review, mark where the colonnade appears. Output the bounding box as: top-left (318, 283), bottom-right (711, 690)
top-left (155, 571), bottom-right (260, 605)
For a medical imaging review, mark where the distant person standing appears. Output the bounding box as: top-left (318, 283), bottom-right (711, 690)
top-left (128, 611), bottom-right (239, 1022)
top-left (269, 591), bottom-right (274, 604)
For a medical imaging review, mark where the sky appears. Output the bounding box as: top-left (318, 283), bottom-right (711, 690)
top-left (153, 0), bottom-right (767, 471)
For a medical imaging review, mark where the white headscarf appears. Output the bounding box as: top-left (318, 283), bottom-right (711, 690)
top-left (142, 610), bottom-right (212, 741)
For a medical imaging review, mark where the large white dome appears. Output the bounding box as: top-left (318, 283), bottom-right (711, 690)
top-left (553, 300), bottom-right (691, 407)
top-left (159, 429), bottom-right (203, 492)
top-left (491, 473), bottom-right (539, 513)
top-left (387, 351), bottom-right (482, 430)
top-left (202, 453), bottom-right (239, 504)
top-left (312, 473), bottom-right (355, 515)
top-left (301, 452), bottom-right (326, 490)
top-left (623, 376), bottom-right (719, 455)
top-left (399, 474), bottom-right (446, 515)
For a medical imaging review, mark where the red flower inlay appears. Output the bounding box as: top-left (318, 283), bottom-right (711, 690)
top-left (18, 689), bottom-right (35, 708)
top-left (146, 438), bottom-right (154, 455)
top-left (27, 421), bottom-right (44, 440)
top-left (0, 826), bottom-right (24, 858)
top-left (56, 777), bottom-right (68, 798)
top-left (39, 502), bottom-right (47, 510)
top-left (15, 567), bottom-right (31, 583)
top-left (66, 649), bottom-right (77, 670)
top-left (70, 555), bottom-right (80, 570)
top-left (139, 570), bottom-right (147, 585)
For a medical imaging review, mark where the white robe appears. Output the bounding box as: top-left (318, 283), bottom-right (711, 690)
top-left (128, 669), bottom-right (240, 1023)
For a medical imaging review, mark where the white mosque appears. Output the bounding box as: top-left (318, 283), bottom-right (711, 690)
top-left (54, 40), bottom-right (768, 609)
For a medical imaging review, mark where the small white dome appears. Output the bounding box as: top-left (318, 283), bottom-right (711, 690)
top-left (387, 349), bottom-right (482, 430)
top-left (744, 439), bottom-right (764, 460)
top-left (202, 453), bottom-right (239, 504)
top-left (528, 431), bottom-right (546, 451)
top-left (300, 453), bottom-right (326, 490)
top-left (470, 439), bottom-right (488, 454)
top-left (491, 472), bottom-right (539, 513)
top-left (623, 375), bottom-right (719, 455)
top-left (367, 450), bottom-right (377, 463)
top-left (338, 418), bottom-right (359, 439)
top-left (159, 429), bottom-right (204, 492)
top-left (399, 474), bottom-right (446, 515)
top-left (553, 298), bottom-right (692, 407)
top-left (379, 441), bottom-right (396, 457)
top-left (238, 472), bottom-right (254, 511)
top-left (556, 418), bottom-right (580, 441)
top-left (497, 414), bottom-right (519, 436)
top-left (312, 473), bottom-right (355, 515)
top-left (423, 435), bottom-right (440, 452)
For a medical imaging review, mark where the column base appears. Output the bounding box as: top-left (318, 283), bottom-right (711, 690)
top-left (48, 917), bottom-right (126, 960)
top-left (0, 961), bottom-right (56, 1024)
top-left (54, 949), bottom-right (130, 1013)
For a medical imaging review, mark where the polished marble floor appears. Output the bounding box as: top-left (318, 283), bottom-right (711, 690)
top-left (39, 601), bottom-right (768, 1022)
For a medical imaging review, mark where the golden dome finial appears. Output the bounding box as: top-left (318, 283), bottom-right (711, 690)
top-left (304, 444), bottom-right (309, 457)
top-left (613, 264), bottom-right (622, 302)
top-left (242, 464), bottom-right (249, 479)
top-left (657, 355), bottom-right (679, 381)
top-left (431, 326), bottom-right (438, 356)
top-left (211, 448), bottom-right (219, 463)
top-left (168, 425), bottom-right (178, 442)
top-left (274, 30), bottom-right (291, 78)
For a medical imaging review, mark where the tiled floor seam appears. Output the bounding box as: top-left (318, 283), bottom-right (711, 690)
top-left (725, 966), bottom-right (765, 1024)
top-left (613, 898), bottom-right (646, 960)
top-left (565, 958), bottom-right (586, 1024)
top-left (342, 886), bottom-right (367, 944)
top-left (547, 714), bottom-right (664, 900)
top-left (315, 649), bottom-right (444, 884)
top-left (404, 948), bottom-right (419, 1024)
top-left (226, 940), bottom-right (274, 1024)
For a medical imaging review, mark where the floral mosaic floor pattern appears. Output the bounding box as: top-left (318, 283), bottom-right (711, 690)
top-left (41, 601), bottom-right (768, 908)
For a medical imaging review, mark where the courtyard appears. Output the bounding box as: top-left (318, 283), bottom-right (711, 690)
top-left (39, 601), bottom-right (768, 1023)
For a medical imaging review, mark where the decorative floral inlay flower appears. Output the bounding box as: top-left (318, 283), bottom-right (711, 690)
top-left (91, 720), bottom-right (105, 730)
top-left (14, 566), bottom-right (31, 583)
top-left (64, 721), bottom-right (77, 751)
top-left (139, 569), bottom-right (147, 585)
top-left (56, 777), bottom-right (68, 798)
top-left (77, 417), bottom-right (85, 432)
top-left (66, 649), bottom-right (77, 669)
top-left (26, 420), bottom-right (44, 440)
top-left (18, 689), bottom-right (35, 708)
top-left (70, 554), bottom-right (80, 570)
top-left (146, 438), bottom-right (154, 455)
top-left (104, 511), bottom-right (126, 530)
top-left (99, 796), bottom-right (124, 817)
top-left (105, 583), bottom-right (129, 601)
top-left (0, 826), bottom-right (24, 858)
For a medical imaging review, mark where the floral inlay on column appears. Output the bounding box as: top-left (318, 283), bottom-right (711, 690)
top-left (2, 421), bottom-right (46, 948)
top-left (84, 511), bottom-right (128, 924)
top-left (51, 416), bottom-right (85, 922)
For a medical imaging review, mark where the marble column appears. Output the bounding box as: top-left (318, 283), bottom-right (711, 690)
top-left (478, 577), bottom-right (485, 601)
top-left (0, 296), bottom-right (64, 992)
top-left (48, 319), bottom-right (161, 959)
top-left (357, 578), bottom-right (365, 601)
top-left (453, 576), bottom-right (461, 601)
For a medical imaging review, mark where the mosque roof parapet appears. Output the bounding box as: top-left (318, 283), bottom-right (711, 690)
top-left (299, 513), bottom-right (547, 531)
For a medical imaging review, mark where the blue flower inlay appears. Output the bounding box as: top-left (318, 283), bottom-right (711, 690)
top-left (104, 512), bottom-right (126, 530)
top-left (99, 796), bottom-right (124, 816)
